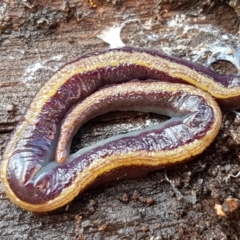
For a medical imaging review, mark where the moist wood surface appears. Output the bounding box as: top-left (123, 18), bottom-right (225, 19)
top-left (1, 0), bottom-right (240, 239)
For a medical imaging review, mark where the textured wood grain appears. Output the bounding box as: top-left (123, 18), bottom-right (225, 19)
top-left (1, 0), bottom-right (240, 239)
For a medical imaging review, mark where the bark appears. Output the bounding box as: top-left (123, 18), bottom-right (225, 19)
top-left (1, 0), bottom-right (240, 239)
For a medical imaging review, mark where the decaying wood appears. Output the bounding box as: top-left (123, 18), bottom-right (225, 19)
top-left (1, 0), bottom-right (240, 239)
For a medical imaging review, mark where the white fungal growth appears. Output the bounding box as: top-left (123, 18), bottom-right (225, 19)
top-left (97, 25), bottom-right (126, 49)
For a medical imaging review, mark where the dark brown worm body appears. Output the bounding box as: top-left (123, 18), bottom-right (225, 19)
top-left (1, 47), bottom-right (240, 212)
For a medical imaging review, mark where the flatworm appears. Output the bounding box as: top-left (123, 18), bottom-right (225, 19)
top-left (1, 47), bottom-right (240, 212)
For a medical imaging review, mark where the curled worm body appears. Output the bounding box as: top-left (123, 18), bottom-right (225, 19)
top-left (1, 47), bottom-right (240, 212)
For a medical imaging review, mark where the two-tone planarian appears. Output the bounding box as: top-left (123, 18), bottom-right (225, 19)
top-left (1, 47), bottom-right (240, 212)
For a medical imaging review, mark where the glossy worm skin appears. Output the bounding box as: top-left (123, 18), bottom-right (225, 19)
top-left (1, 47), bottom-right (240, 213)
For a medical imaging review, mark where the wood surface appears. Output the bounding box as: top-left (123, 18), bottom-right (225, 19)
top-left (1, 0), bottom-right (240, 239)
